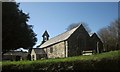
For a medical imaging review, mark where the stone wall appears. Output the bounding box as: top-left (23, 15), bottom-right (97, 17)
top-left (31, 49), bottom-right (36, 60)
top-left (67, 25), bottom-right (90, 57)
top-left (44, 41), bottom-right (65, 58)
top-left (90, 35), bottom-right (103, 53)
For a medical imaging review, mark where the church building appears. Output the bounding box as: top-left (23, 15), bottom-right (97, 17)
top-left (31, 24), bottom-right (103, 60)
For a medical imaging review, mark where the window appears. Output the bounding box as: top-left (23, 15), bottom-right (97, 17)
top-left (50, 47), bottom-right (53, 53)
top-left (32, 55), bottom-right (34, 58)
top-left (79, 38), bottom-right (85, 50)
top-left (32, 55), bottom-right (34, 60)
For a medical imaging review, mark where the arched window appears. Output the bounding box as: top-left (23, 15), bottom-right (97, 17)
top-left (50, 47), bottom-right (53, 53)
top-left (32, 55), bottom-right (34, 60)
top-left (79, 38), bottom-right (85, 50)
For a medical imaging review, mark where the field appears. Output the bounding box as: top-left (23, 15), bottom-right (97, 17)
top-left (2, 50), bottom-right (120, 71)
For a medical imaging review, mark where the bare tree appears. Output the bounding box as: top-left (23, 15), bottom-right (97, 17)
top-left (66, 22), bottom-right (91, 34)
top-left (97, 18), bottom-right (120, 51)
top-left (97, 27), bottom-right (110, 51)
top-left (118, 18), bottom-right (120, 49)
top-left (115, 18), bottom-right (120, 49)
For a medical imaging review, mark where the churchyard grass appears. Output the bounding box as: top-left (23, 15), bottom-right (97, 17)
top-left (2, 50), bottom-right (120, 71)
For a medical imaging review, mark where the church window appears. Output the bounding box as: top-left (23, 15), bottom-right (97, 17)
top-left (50, 47), bottom-right (53, 53)
top-left (32, 55), bottom-right (34, 60)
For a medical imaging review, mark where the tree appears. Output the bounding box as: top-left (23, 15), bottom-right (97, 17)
top-left (66, 22), bottom-right (91, 34)
top-left (115, 18), bottom-right (120, 49)
top-left (118, 18), bottom-right (120, 49)
top-left (97, 18), bottom-right (120, 51)
top-left (2, 2), bottom-right (37, 53)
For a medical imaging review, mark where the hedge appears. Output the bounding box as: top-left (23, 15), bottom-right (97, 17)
top-left (2, 50), bottom-right (120, 71)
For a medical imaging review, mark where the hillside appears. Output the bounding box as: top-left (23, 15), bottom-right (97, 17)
top-left (2, 50), bottom-right (120, 71)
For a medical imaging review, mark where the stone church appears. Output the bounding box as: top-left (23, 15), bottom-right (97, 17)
top-left (31, 24), bottom-right (103, 60)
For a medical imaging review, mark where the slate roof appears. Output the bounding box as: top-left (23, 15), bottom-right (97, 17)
top-left (39, 25), bottom-right (81, 48)
top-left (3, 51), bottom-right (28, 56)
top-left (90, 33), bottom-right (102, 42)
top-left (32, 48), bottom-right (46, 54)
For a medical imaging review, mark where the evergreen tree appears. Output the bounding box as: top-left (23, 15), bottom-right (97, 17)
top-left (2, 2), bottom-right (37, 53)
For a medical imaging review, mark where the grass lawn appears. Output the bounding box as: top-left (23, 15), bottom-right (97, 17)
top-left (2, 50), bottom-right (120, 71)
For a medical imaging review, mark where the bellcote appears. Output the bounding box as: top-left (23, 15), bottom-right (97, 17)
top-left (42, 30), bottom-right (49, 42)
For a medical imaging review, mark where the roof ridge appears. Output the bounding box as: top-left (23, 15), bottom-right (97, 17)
top-left (48, 25), bottom-right (79, 40)
top-left (39, 25), bottom-right (80, 48)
